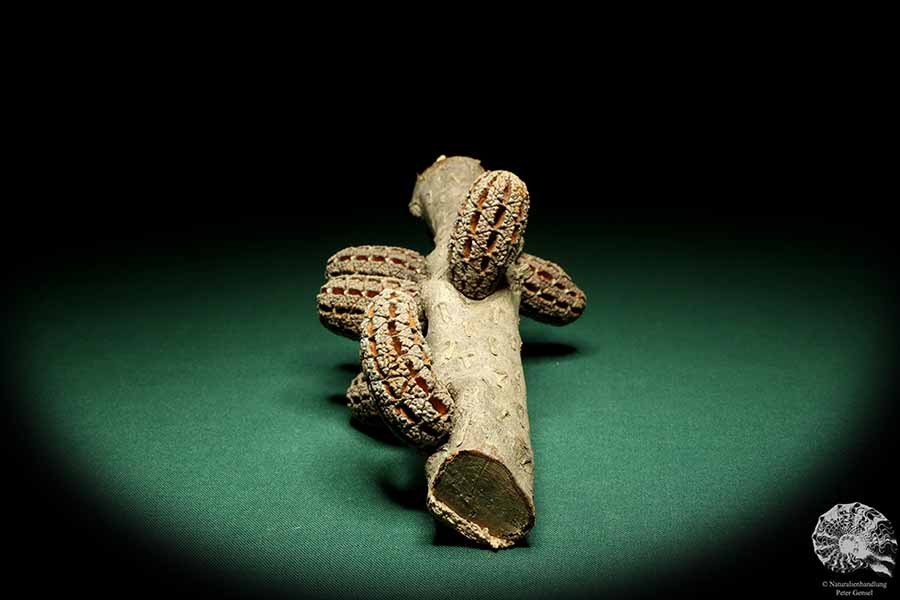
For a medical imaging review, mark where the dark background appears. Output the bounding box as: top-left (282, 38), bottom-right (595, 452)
top-left (5, 49), bottom-right (897, 599)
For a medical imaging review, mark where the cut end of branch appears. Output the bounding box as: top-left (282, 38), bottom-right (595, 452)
top-left (427, 449), bottom-right (535, 549)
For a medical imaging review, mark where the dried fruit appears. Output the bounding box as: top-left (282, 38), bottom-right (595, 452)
top-left (359, 289), bottom-right (453, 448)
top-left (448, 170), bottom-right (530, 300)
top-left (317, 274), bottom-right (421, 340)
top-left (315, 157), bottom-right (588, 549)
top-left (326, 245), bottom-right (427, 282)
top-left (514, 253), bottom-right (586, 325)
top-left (346, 371), bottom-right (381, 425)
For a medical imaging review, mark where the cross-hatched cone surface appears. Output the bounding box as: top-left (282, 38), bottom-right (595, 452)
top-left (514, 253), bottom-right (586, 325)
top-left (326, 245), bottom-right (427, 282)
top-left (317, 274), bottom-right (421, 340)
top-left (448, 170), bottom-right (530, 300)
top-left (360, 289), bottom-right (453, 449)
top-left (345, 372), bottom-right (380, 425)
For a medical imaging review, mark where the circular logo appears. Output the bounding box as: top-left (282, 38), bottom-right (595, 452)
top-left (812, 502), bottom-right (897, 576)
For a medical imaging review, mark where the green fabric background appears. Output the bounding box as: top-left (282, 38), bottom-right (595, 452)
top-left (17, 229), bottom-right (893, 599)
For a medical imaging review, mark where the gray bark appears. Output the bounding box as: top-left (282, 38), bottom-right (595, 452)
top-left (410, 156), bottom-right (535, 549)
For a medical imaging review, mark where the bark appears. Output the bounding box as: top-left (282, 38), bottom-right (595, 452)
top-left (409, 156), bottom-right (535, 549)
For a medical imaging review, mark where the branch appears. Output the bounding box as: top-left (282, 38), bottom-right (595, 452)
top-left (412, 156), bottom-right (535, 549)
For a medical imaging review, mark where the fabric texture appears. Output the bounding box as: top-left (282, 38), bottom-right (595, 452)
top-left (18, 233), bottom-right (892, 599)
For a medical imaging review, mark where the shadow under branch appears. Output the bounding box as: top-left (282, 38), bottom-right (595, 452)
top-left (521, 341), bottom-right (577, 359)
